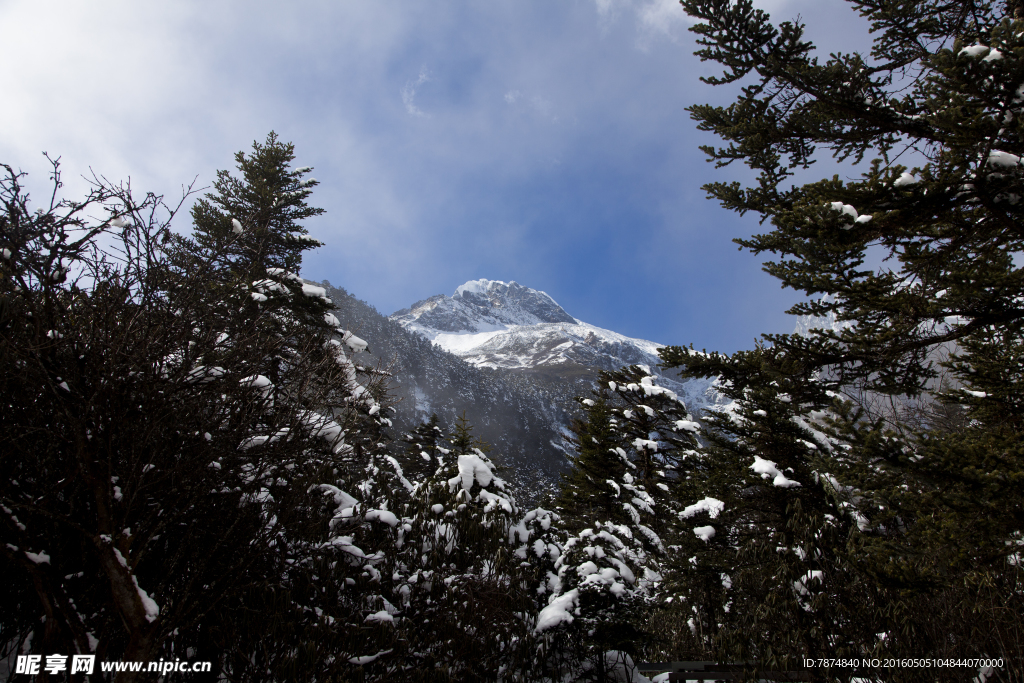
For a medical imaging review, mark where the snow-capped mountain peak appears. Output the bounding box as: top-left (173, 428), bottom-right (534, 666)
top-left (392, 279), bottom-right (670, 370)
top-left (390, 280), bottom-right (723, 416)
top-left (393, 279), bottom-right (576, 339)
top-left (381, 279), bottom-right (727, 479)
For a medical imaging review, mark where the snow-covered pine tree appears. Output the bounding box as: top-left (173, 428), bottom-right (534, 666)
top-left (665, 0), bottom-right (1024, 674)
top-left (599, 365), bottom-right (700, 538)
top-left (0, 137), bottom-right (394, 681)
top-left (657, 345), bottom-right (870, 671)
top-left (541, 366), bottom-right (699, 679)
top-left (556, 366), bottom-right (696, 549)
top-left (167, 134), bottom-right (408, 681)
top-left (531, 516), bottom-right (652, 683)
top-left (335, 414), bottom-right (536, 681)
top-left (398, 412), bottom-right (447, 483)
top-left (556, 393), bottom-right (627, 525)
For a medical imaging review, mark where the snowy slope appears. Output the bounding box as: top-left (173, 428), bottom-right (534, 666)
top-left (321, 281), bottom-right (575, 499)
top-left (792, 294), bottom-right (852, 337)
top-left (393, 279), bottom-right (664, 371)
top-left (391, 279), bottom-right (724, 413)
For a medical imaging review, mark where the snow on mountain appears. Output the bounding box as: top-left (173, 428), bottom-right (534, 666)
top-left (393, 279), bottom-right (575, 336)
top-left (320, 278), bottom-right (727, 500)
top-left (321, 281), bottom-right (573, 500)
top-left (393, 279), bottom-right (659, 370)
top-left (792, 294), bottom-right (853, 337)
top-left (391, 279), bottom-right (723, 413)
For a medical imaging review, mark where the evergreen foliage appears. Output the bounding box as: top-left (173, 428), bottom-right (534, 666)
top-left (335, 412), bottom-right (537, 682)
top-left (1, 139), bottom-right (399, 681)
top-left (9, 1), bottom-right (1024, 676)
top-left (557, 394), bottom-right (627, 525)
top-left (399, 412), bottom-right (446, 482)
top-left (0, 137), bottom-right (575, 682)
top-left (187, 131), bottom-right (325, 276)
top-left (543, 366), bottom-right (702, 680)
top-left (656, 345), bottom-right (868, 669)
top-left (657, 0), bottom-right (1024, 678)
top-left (323, 279), bottom-right (572, 501)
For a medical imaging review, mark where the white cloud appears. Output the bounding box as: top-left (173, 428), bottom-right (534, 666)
top-left (751, 0), bottom-right (805, 11)
top-left (0, 2), bottom-right (214, 195)
top-left (401, 67), bottom-right (431, 117)
top-left (591, 0), bottom-right (807, 49)
top-left (0, 0), bottom-right (850, 349)
top-left (634, 0), bottom-right (693, 50)
top-left (588, 0), bottom-right (690, 48)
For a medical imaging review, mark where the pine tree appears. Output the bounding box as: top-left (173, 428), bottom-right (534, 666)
top-left (599, 365), bottom-right (700, 540)
top-left (447, 410), bottom-right (493, 455)
top-left (662, 0), bottom-right (1024, 675)
top-left (399, 412), bottom-right (446, 482)
top-left (188, 130), bottom-right (324, 277)
top-left (658, 345), bottom-right (872, 672)
top-left (556, 393), bottom-right (628, 524)
top-left (0, 138), bottom-right (395, 681)
top-left (542, 366), bottom-right (701, 679)
top-left (557, 366), bottom-right (697, 544)
top-left (338, 413), bottom-right (536, 682)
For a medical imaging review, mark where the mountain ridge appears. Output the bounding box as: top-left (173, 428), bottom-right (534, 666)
top-left (393, 279), bottom-right (674, 374)
top-left (320, 281), bottom-right (573, 501)
top-left (390, 278), bottom-right (725, 418)
top-left (392, 279), bottom-right (576, 336)
top-left (321, 278), bottom-right (726, 501)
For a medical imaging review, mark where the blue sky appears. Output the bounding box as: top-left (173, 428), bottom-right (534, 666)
top-left (0, 0), bottom-right (874, 353)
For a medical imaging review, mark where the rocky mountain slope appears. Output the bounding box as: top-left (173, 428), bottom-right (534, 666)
top-left (322, 282), bottom-right (573, 498)
top-left (391, 279), bottom-right (721, 411)
top-left (322, 279), bottom-right (725, 500)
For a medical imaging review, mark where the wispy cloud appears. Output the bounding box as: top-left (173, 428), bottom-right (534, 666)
top-left (504, 89), bottom-right (559, 123)
top-left (401, 67), bottom-right (431, 117)
top-left (636, 0), bottom-right (693, 46)
top-left (590, 0), bottom-right (805, 50)
top-left (589, 0), bottom-right (690, 46)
